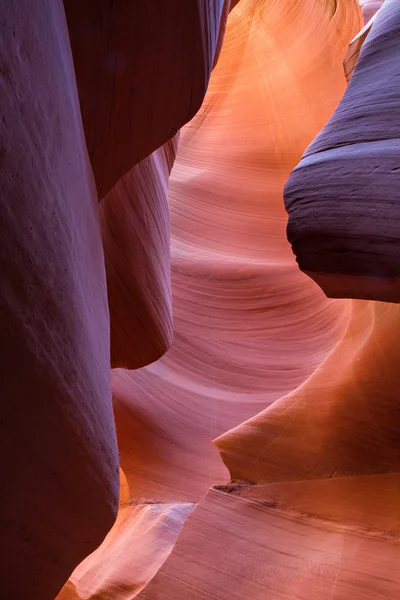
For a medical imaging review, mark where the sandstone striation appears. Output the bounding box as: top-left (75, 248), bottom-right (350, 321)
top-left (285, 0), bottom-right (400, 302)
top-left (58, 0), bottom-right (362, 597)
top-left (138, 488), bottom-right (400, 599)
top-left (4, 0), bottom-right (400, 598)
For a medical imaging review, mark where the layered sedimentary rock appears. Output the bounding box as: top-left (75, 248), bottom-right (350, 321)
top-left (7, 0), bottom-right (400, 598)
top-left (101, 136), bottom-right (179, 369)
top-left (216, 300), bottom-right (400, 481)
top-left (63, 0), bottom-right (231, 198)
top-left (344, 17), bottom-right (375, 82)
top-left (65, 1), bottom-right (233, 370)
top-left (67, 497), bottom-right (194, 598)
top-left (58, 1), bottom-right (362, 598)
top-left (139, 488), bottom-right (400, 600)
top-left (0, 1), bottom-right (119, 598)
top-left (109, 0), bottom-right (359, 504)
top-left (285, 0), bottom-right (400, 302)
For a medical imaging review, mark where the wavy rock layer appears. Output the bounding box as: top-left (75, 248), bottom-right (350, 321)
top-left (0, 2), bottom-right (119, 598)
top-left (285, 0), bottom-right (400, 302)
top-left (58, 1), bottom-right (361, 598)
top-left (110, 0), bottom-right (360, 506)
top-left (64, 0), bottom-right (231, 197)
top-left (51, 0), bottom-right (400, 598)
top-left (138, 488), bottom-right (400, 600)
top-left (216, 301), bottom-right (400, 482)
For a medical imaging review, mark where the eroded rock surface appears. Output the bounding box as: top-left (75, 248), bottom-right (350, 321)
top-left (58, 1), bottom-right (362, 597)
top-left (285, 0), bottom-right (400, 302)
top-left (5, 0), bottom-right (400, 598)
top-left (0, 1), bottom-right (119, 598)
top-left (138, 488), bottom-right (400, 600)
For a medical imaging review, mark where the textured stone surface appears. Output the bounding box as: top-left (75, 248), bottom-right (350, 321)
top-left (101, 136), bottom-right (179, 369)
top-left (8, 0), bottom-right (400, 598)
top-left (344, 1), bottom-right (384, 81)
top-left (344, 16), bottom-right (376, 82)
top-left (285, 0), bottom-right (400, 302)
top-left (0, 1), bottom-right (119, 598)
top-left (139, 489), bottom-right (400, 599)
top-left (215, 301), bottom-right (400, 482)
top-left (68, 498), bottom-right (194, 599)
top-left (106, 0), bottom-right (359, 507)
top-left (57, 1), bottom-right (362, 598)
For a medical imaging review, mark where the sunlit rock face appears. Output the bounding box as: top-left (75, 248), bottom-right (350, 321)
top-left (109, 0), bottom-right (359, 504)
top-left (139, 483), bottom-right (400, 600)
top-left (216, 300), bottom-right (400, 482)
top-left (285, 0), bottom-right (400, 302)
top-left (0, 1), bottom-right (119, 598)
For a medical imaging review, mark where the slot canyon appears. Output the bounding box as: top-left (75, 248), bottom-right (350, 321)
top-left (1, 0), bottom-right (400, 598)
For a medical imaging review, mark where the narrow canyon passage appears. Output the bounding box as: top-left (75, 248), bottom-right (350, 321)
top-left (62, 1), bottom-right (397, 598)
top-left (1, 0), bottom-right (399, 598)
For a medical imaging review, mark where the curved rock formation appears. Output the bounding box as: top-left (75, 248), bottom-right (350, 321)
top-left (285, 0), bottom-right (400, 302)
top-left (138, 487), bottom-right (400, 600)
top-left (0, 2), bottom-right (119, 598)
top-left (58, 1), bottom-right (361, 597)
top-left (101, 136), bottom-right (178, 369)
top-left (67, 1), bottom-right (233, 370)
top-left (7, 0), bottom-right (400, 598)
top-left (216, 300), bottom-right (400, 482)
top-left (68, 496), bottom-right (194, 598)
top-left (64, 0), bottom-right (231, 198)
top-left (111, 0), bottom-right (359, 505)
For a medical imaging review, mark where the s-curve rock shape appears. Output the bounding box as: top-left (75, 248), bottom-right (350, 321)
top-left (285, 0), bottom-right (400, 302)
top-left (64, 0), bottom-right (231, 198)
top-left (215, 300), bottom-right (400, 483)
top-left (58, 1), bottom-right (361, 598)
top-left (0, 1), bottom-right (119, 598)
top-left (107, 0), bottom-right (360, 507)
